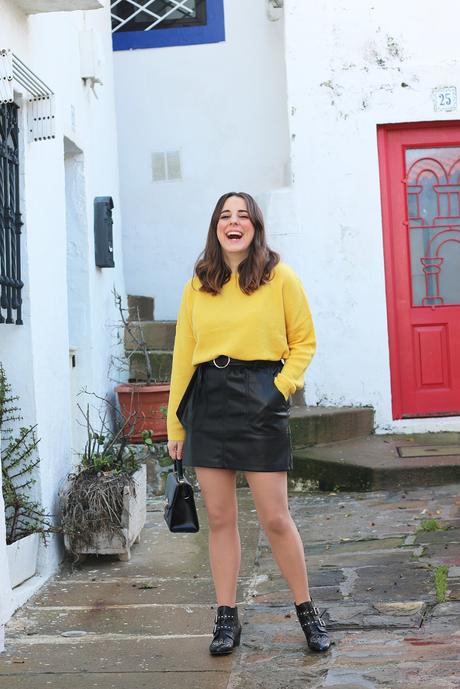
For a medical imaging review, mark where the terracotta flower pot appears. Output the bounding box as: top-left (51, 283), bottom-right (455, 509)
top-left (116, 383), bottom-right (170, 442)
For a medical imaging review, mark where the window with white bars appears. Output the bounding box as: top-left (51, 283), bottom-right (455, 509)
top-left (111, 0), bottom-right (206, 33)
top-left (111, 0), bottom-right (224, 51)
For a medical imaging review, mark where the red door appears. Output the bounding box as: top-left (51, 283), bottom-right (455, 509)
top-left (378, 122), bottom-right (460, 419)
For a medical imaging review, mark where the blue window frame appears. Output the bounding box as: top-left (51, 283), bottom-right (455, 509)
top-left (112, 0), bottom-right (225, 51)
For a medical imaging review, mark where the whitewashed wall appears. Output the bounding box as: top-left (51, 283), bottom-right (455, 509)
top-left (0, 0), bottom-right (126, 628)
top-left (277, 0), bottom-right (460, 432)
top-left (114, 0), bottom-right (290, 319)
top-left (116, 0), bottom-right (460, 434)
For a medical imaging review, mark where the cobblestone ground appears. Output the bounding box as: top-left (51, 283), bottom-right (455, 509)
top-left (229, 484), bottom-right (460, 689)
top-left (1, 483), bottom-right (459, 689)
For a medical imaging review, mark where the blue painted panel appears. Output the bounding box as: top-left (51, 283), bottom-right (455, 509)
top-left (113, 0), bottom-right (225, 51)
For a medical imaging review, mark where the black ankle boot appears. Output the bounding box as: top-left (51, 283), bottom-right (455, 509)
top-left (295, 599), bottom-right (331, 652)
top-left (209, 605), bottom-right (242, 656)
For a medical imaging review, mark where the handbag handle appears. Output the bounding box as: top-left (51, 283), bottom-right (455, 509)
top-left (174, 459), bottom-right (186, 482)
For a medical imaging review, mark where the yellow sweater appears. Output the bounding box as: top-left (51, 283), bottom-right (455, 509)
top-left (166, 262), bottom-right (316, 441)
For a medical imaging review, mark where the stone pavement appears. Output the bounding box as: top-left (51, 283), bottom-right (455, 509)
top-left (1, 481), bottom-right (460, 689)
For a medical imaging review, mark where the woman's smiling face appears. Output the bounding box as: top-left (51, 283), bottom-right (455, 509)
top-left (216, 196), bottom-right (255, 265)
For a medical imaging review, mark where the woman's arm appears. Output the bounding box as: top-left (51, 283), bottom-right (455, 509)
top-left (166, 281), bottom-right (196, 442)
top-left (274, 270), bottom-right (316, 400)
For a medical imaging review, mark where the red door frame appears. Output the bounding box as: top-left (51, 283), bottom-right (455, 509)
top-left (378, 120), bottom-right (460, 420)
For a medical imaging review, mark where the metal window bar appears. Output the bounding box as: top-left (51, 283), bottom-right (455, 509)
top-left (0, 49), bottom-right (55, 142)
top-left (0, 102), bottom-right (23, 325)
top-left (111, 0), bottom-right (195, 32)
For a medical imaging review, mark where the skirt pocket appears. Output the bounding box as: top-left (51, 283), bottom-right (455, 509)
top-left (248, 366), bottom-right (290, 435)
top-left (272, 377), bottom-right (289, 408)
top-left (176, 368), bottom-right (199, 429)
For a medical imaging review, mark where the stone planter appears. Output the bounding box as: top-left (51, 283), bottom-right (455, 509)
top-left (63, 464), bottom-right (146, 562)
top-left (7, 532), bottom-right (39, 588)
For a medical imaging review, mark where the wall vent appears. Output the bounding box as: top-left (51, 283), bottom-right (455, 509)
top-left (152, 151), bottom-right (182, 182)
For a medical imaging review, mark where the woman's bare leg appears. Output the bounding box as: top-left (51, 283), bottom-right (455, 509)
top-left (195, 467), bottom-right (240, 607)
top-left (243, 470), bottom-right (310, 604)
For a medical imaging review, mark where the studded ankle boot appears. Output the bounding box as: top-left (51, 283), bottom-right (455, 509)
top-left (209, 605), bottom-right (242, 656)
top-left (295, 599), bottom-right (331, 652)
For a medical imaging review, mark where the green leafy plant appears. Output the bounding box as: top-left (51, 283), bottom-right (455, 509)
top-left (419, 518), bottom-right (443, 532)
top-left (0, 363), bottom-right (53, 544)
top-left (78, 395), bottom-right (139, 477)
top-left (434, 564), bottom-right (449, 602)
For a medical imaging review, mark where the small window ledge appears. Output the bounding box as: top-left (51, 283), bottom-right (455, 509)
top-left (12, 0), bottom-right (104, 14)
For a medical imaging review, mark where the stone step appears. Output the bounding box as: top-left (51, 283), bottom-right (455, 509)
top-left (127, 295), bottom-right (154, 322)
top-left (291, 432), bottom-right (460, 492)
top-left (289, 405), bottom-right (374, 447)
top-left (129, 351), bottom-right (173, 382)
top-left (125, 321), bottom-right (176, 352)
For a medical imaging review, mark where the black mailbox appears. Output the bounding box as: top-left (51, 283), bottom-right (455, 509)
top-left (94, 196), bottom-right (115, 268)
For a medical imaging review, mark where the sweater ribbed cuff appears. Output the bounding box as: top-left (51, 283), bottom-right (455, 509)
top-left (274, 375), bottom-right (292, 402)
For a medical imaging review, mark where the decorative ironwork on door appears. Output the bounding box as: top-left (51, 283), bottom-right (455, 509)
top-left (0, 102), bottom-right (23, 325)
top-left (405, 147), bottom-right (460, 307)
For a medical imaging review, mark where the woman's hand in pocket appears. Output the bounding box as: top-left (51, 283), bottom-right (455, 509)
top-left (168, 440), bottom-right (184, 461)
top-left (272, 376), bottom-right (288, 405)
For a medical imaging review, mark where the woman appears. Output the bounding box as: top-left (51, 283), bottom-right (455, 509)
top-left (166, 192), bottom-right (330, 655)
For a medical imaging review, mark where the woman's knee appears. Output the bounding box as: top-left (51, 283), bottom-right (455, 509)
top-left (207, 505), bottom-right (238, 531)
top-left (195, 468), bottom-right (238, 531)
top-left (262, 512), bottom-right (292, 536)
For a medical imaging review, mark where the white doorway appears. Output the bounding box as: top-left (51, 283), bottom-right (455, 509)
top-left (64, 137), bottom-right (92, 461)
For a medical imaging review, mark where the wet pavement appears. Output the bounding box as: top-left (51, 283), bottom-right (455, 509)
top-left (1, 481), bottom-right (460, 688)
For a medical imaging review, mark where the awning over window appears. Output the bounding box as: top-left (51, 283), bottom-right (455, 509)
top-left (0, 49), bottom-right (55, 142)
top-left (12, 0), bottom-right (103, 14)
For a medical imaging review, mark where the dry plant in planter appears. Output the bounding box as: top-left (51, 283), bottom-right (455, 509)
top-left (60, 393), bottom-right (146, 561)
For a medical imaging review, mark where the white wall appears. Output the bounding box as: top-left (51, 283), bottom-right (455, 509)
top-left (0, 0), bottom-right (126, 622)
top-left (115, 0), bottom-right (459, 433)
top-left (281, 0), bottom-right (460, 432)
top-left (114, 0), bottom-right (290, 319)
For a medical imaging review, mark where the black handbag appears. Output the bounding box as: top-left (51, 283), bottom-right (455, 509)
top-left (163, 460), bottom-right (199, 533)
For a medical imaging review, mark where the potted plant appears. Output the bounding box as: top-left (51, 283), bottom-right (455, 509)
top-left (111, 288), bottom-right (171, 442)
top-left (60, 393), bottom-right (146, 562)
top-left (0, 364), bottom-right (53, 588)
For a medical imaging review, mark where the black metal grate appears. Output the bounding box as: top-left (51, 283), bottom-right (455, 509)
top-left (111, 0), bottom-right (206, 33)
top-left (0, 102), bottom-right (23, 325)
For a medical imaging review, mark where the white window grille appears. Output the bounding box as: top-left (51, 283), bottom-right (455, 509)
top-left (0, 49), bottom-right (55, 142)
top-left (111, 0), bottom-right (204, 33)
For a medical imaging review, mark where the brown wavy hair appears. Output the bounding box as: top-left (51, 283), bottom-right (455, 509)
top-left (194, 192), bottom-right (280, 295)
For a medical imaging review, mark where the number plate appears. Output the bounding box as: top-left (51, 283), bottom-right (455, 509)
top-left (432, 86), bottom-right (457, 112)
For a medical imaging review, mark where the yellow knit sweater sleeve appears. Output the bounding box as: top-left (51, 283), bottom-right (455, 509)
top-left (274, 266), bottom-right (317, 401)
top-left (166, 280), bottom-right (196, 441)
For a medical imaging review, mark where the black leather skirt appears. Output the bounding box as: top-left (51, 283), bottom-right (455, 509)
top-left (176, 356), bottom-right (293, 472)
